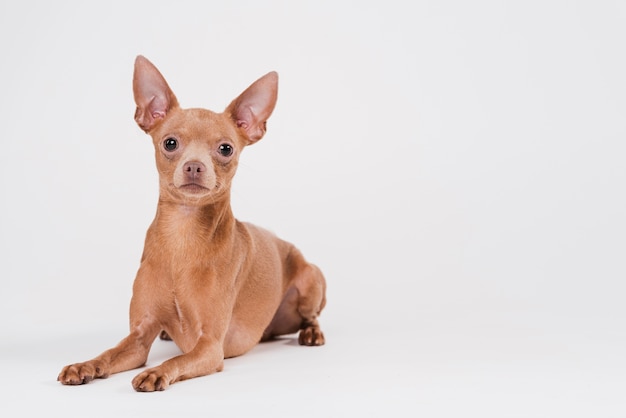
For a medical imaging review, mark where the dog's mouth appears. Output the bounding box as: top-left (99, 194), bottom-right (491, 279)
top-left (178, 183), bottom-right (210, 194)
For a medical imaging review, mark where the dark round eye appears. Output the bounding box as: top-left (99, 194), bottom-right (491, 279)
top-left (218, 143), bottom-right (233, 157)
top-left (163, 138), bottom-right (178, 151)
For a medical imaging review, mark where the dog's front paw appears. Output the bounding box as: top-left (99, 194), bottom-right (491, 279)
top-left (298, 325), bottom-right (325, 346)
top-left (58, 361), bottom-right (109, 385)
top-left (132, 367), bottom-right (171, 392)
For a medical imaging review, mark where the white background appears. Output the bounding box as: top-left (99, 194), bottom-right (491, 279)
top-left (1, 0), bottom-right (625, 416)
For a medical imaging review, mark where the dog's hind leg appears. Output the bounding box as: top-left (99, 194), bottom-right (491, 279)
top-left (263, 247), bottom-right (326, 345)
top-left (293, 261), bottom-right (326, 346)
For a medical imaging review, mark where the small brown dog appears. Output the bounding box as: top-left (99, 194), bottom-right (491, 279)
top-left (58, 56), bottom-right (326, 391)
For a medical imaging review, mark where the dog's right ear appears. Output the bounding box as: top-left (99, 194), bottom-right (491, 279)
top-left (133, 55), bottom-right (179, 132)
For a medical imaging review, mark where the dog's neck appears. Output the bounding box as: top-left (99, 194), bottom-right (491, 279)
top-left (154, 195), bottom-right (236, 246)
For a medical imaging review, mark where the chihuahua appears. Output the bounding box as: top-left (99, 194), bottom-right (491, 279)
top-left (58, 56), bottom-right (326, 391)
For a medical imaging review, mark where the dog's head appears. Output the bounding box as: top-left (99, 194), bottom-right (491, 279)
top-left (132, 55), bottom-right (278, 206)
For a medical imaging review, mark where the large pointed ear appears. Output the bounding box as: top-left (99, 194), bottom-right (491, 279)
top-left (133, 55), bottom-right (179, 132)
top-left (226, 71), bottom-right (278, 144)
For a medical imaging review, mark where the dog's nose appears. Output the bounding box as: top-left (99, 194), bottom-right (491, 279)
top-left (183, 161), bottom-right (206, 180)
top-left (184, 161), bottom-right (206, 173)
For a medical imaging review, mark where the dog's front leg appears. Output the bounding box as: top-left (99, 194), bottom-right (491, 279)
top-left (58, 321), bottom-right (161, 385)
top-left (131, 335), bottom-right (224, 391)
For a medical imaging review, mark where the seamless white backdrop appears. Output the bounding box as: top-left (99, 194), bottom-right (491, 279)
top-left (1, 1), bottom-right (625, 416)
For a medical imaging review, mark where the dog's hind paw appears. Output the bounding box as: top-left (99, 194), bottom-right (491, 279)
top-left (298, 325), bottom-right (325, 346)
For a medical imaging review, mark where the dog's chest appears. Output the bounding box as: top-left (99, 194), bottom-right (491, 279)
top-left (141, 207), bottom-right (245, 349)
top-left (162, 215), bottom-right (210, 253)
top-left (161, 292), bottom-right (203, 351)
top-left (148, 245), bottom-right (231, 346)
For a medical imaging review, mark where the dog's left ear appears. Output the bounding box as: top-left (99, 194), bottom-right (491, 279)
top-left (226, 72), bottom-right (278, 144)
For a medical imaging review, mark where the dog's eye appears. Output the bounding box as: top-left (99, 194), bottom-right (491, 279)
top-left (218, 143), bottom-right (233, 157)
top-left (164, 138), bottom-right (178, 151)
